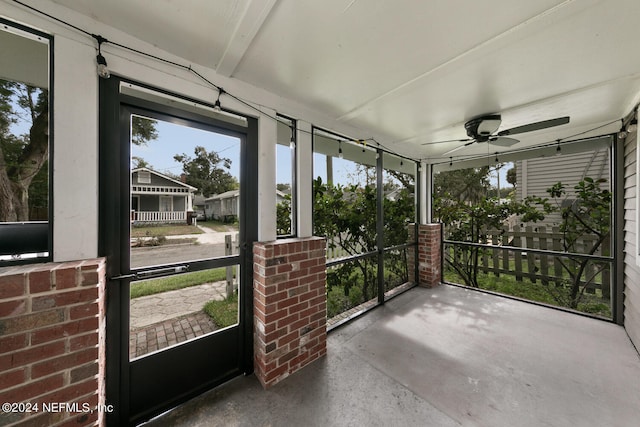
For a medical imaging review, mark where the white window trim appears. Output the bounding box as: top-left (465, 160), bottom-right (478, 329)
top-left (137, 171), bottom-right (151, 184)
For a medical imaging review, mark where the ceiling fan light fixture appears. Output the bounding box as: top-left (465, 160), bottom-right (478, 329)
top-left (477, 118), bottom-right (501, 136)
top-left (465, 114), bottom-right (502, 139)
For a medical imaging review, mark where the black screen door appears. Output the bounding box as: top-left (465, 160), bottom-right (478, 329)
top-left (100, 78), bottom-right (257, 425)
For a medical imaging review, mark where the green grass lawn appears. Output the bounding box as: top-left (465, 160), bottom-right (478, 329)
top-left (130, 268), bottom-right (228, 298)
top-left (203, 293), bottom-right (238, 328)
top-left (131, 224), bottom-right (203, 237)
top-left (444, 268), bottom-right (611, 319)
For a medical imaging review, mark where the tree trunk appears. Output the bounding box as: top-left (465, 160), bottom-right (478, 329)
top-left (0, 98), bottom-right (48, 222)
top-left (0, 144), bottom-right (18, 221)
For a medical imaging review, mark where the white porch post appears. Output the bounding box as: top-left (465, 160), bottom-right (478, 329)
top-left (296, 121), bottom-right (313, 238)
top-left (258, 108), bottom-right (277, 241)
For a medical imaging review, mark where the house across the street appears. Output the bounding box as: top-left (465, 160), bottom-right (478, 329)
top-left (205, 189), bottom-right (287, 222)
top-left (131, 167), bottom-right (197, 223)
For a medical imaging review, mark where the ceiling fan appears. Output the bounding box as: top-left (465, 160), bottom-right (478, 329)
top-left (422, 114), bottom-right (570, 155)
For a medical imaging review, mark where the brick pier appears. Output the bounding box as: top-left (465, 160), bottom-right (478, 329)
top-left (407, 223), bottom-right (443, 287)
top-left (252, 237), bottom-right (327, 388)
top-left (0, 259), bottom-right (106, 427)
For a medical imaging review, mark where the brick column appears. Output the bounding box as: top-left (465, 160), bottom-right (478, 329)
top-left (253, 237), bottom-right (326, 388)
top-left (408, 223), bottom-right (442, 288)
top-left (0, 259), bottom-right (106, 427)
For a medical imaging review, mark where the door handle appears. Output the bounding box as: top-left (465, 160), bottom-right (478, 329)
top-left (135, 265), bottom-right (189, 280)
top-left (110, 265), bottom-right (188, 281)
top-left (109, 273), bottom-right (136, 281)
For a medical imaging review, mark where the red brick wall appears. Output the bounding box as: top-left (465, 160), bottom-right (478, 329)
top-left (407, 224), bottom-right (442, 288)
top-left (0, 259), bottom-right (106, 427)
top-left (253, 237), bottom-right (327, 388)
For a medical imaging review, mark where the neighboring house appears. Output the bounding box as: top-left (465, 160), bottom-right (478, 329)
top-left (385, 187), bottom-right (414, 202)
top-left (205, 190), bottom-right (287, 221)
top-left (205, 189), bottom-right (239, 222)
top-left (514, 147), bottom-right (609, 229)
top-left (131, 167), bottom-right (197, 223)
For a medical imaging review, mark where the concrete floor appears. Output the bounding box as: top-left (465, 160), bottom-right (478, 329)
top-left (143, 285), bottom-right (640, 427)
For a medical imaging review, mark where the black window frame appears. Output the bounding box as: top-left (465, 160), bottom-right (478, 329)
top-left (0, 18), bottom-right (54, 267)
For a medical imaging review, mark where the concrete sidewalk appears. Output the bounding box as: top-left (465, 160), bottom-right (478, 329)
top-left (130, 281), bottom-right (228, 329)
top-left (129, 280), bottom-right (233, 358)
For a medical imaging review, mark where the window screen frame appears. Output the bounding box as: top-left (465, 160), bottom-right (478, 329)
top-left (0, 18), bottom-right (54, 266)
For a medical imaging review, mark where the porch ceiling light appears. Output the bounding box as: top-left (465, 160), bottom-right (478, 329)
top-left (213, 88), bottom-right (225, 112)
top-left (94, 35), bottom-right (110, 79)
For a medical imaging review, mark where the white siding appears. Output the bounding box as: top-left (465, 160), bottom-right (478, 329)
top-left (515, 149), bottom-right (610, 228)
top-left (516, 149), bottom-right (609, 200)
top-left (623, 129), bottom-right (640, 350)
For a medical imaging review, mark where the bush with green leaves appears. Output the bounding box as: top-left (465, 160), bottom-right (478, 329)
top-left (542, 177), bottom-right (611, 309)
top-left (313, 177), bottom-right (413, 315)
top-left (436, 172), bottom-right (611, 313)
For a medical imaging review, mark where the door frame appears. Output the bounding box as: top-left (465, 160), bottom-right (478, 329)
top-left (99, 76), bottom-right (258, 425)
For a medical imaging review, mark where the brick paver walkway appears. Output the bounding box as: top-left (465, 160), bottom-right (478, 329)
top-left (129, 311), bottom-right (218, 359)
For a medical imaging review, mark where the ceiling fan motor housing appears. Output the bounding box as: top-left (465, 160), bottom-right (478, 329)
top-left (465, 115), bottom-right (502, 140)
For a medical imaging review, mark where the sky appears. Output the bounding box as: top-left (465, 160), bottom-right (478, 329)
top-left (131, 117), bottom-right (295, 186)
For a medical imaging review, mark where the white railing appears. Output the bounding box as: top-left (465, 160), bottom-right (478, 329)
top-left (132, 211), bottom-right (186, 222)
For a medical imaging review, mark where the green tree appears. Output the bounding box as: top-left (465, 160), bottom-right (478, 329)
top-left (0, 82), bottom-right (159, 223)
top-left (132, 156), bottom-right (151, 169)
top-left (436, 195), bottom-right (544, 287)
top-left (433, 166), bottom-right (491, 204)
top-left (276, 183), bottom-right (291, 194)
top-left (173, 146), bottom-right (238, 197)
top-left (313, 177), bottom-right (413, 307)
top-left (0, 80), bottom-right (48, 221)
top-left (437, 172), bottom-right (611, 313)
top-left (131, 116), bottom-right (158, 146)
top-left (543, 177), bottom-right (611, 309)
top-left (276, 194), bottom-right (292, 235)
top-left (506, 166), bottom-right (517, 188)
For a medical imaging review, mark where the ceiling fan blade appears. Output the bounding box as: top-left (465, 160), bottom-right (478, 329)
top-left (422, 138), bottom-right (471, 145)
top-left (488, 136), bottom-right (519, 147)
top-left (497, 116), bottom-right (570, 136)
top-left (442, 141), bottom-right (475, 156)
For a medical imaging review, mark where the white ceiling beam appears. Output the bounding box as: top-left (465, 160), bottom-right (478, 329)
top-left (216, 0), bottom-right (278, 77)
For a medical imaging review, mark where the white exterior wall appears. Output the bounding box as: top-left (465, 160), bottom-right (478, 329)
top-left (515, 149), bottom-right (610, 228)
top-left (516, 149), bottom-right (610, 201)
top-left (624, 128), bottom-right (640, 350)
top-left (52, 34), bottom-right (99, 261)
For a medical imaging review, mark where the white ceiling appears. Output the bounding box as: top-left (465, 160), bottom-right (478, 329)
top-left (50, 0), bottom-right (640, 161)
